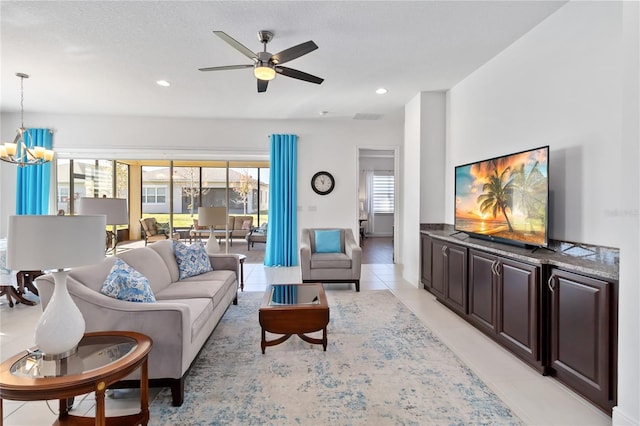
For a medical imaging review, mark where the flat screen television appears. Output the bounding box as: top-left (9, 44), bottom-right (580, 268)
top-left (454, 146), bottom-right (549, 248)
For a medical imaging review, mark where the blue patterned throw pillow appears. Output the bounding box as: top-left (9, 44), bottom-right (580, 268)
top-left (100, 258), bottom-right (156, 303)
top-left (173, 240), bottom-right (213, 280)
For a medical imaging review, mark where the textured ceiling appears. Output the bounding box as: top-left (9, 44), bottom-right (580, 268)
top-left (0, 1), bottom-right (566, 122)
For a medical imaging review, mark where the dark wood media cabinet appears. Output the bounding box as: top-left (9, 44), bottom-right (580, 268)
top-left (420, 225), bottom-right (618, 415)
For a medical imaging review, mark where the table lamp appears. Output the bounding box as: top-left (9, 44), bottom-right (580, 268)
top-left (197, 207), bottom-right (227, 254)
top-left (78, 197), bottom-right (128, 254)
top-left (7, 215), bottom-right (106, 359)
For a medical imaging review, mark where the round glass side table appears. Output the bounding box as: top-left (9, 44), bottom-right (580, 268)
top-left (0, 331), bottom-right (152, 426)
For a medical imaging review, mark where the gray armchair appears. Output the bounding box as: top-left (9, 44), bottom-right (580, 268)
top-left (300, 228), bottom-right (361, 292)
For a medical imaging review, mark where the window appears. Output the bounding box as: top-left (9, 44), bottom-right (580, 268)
top-left (74, 160), bottom-right (114, 198)
top-left (55, 160), bottom-right (269, 237)
top-left (57, 186), bottom-right (70, 214)
top-left (56, 159), bottom-right (128, 215)
top-left (57, 187), bottom-right (69, 201)
top-left (142, 186), bottom-right (167, 204)
top-left (373, 174), bottom-right (394, 214)
top-left (172, 166), bottom-right (203, 217)
top-left (115, 162), bottom-right (129, 199)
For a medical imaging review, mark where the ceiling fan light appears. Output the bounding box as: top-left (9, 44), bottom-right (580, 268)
top-left (254, 65), bottom-right (276, 81)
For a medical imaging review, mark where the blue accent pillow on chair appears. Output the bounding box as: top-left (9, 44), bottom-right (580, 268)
top-left (100, 258), bottom-right (156, 303)
top-left (315, 229), bottom-right (341, 253)
top-left (173, 240), bottom-right (213, 280)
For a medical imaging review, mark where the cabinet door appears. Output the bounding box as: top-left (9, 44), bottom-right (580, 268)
top-left (430, 240), bottom-right (446, 299)
top-left (496, 258), bottom-right (540, 364)
top-left (549, 269), bottom-right (612, 411)
top-left (444, 244), bottom-right (467, 315)
top-left (468, 250), bottom-right (497, 333)
top-left (420, 234), bottom-right (432, 290)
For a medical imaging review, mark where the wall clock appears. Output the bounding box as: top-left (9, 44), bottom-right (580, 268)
top-left (311, 171), bottom-right (335, 195)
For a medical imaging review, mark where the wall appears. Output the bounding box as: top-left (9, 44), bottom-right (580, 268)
top-left (402, 94), bottom-right (423, 287)
top-left (419, 92), bottom-right (447, 224)
top-left (445, 1), bottom-right (638, 423)
top-left (403, 92), bottom-right (446, 287)
top-left (0, 159), bottom-right (14, 237)
top-left (447, 2), bottom-right (623, 247)
top-left (617, 1), bottom-right (639, 423)
top-left (0, 114), bottom-right (403, 248)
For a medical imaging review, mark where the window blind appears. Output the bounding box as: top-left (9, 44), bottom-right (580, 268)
top-left (373, 174), bottom-right (394, 213)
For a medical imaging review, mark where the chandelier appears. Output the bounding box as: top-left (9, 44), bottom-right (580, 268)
top-left (0, 73), bottom-right (54, 167)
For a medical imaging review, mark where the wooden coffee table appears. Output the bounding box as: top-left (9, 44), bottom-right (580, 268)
top-left (0, 331), bottom-right (152, 426)
top-left (259, 283), bottom-right (329, 353)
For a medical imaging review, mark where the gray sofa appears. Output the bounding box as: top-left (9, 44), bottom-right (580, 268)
top-left (36, 239), bottom-right (240, 406)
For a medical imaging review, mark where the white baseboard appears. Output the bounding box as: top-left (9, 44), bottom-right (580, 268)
top-left (612, 406), bottom-right (639, 425)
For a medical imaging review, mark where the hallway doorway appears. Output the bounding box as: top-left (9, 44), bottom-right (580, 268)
top-left (361, 236), bottom-right (393, 264)
top-left (357, 147), bottom-right (398, 264)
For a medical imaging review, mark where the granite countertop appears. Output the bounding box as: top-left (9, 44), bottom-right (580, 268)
top-left (420, 224), bottom-right (619, 281)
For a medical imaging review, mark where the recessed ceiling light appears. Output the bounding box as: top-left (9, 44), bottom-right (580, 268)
top-left (156, 80), bottom-right (171, 87)
top-left (319, 111), bottom-right (329, 116)
top-left (376, 88), bottom-right (388, 95)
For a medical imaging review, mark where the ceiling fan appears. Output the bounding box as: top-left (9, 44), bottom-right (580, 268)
top-left (199, 30), bottom-right (324, 93)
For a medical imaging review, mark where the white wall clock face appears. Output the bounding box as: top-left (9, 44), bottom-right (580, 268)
top-left (311, 171), bottom-right (335, 195)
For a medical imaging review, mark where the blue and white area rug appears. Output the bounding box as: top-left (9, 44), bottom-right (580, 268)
top-left (150, 290), bottom-right (522, 425)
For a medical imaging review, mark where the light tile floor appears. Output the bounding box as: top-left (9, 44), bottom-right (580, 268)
top-left (0, 263), bottom-right (611, 425)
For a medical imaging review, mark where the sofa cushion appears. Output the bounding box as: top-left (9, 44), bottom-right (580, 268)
top-left (100, 258), bottom-right (156, 303)
top-left (193, 219), bottom-right (208, 230)
top-left (68, 257), bottom-right (118, 293)
top-left (156, 222), bottom-right (170, 235)
top-left (315, 229), bottom-right (342, 253)
top-left (155, 270), bottom-right (236, 308)
top-left (173, 241), bottom-right (213, 280)
top-left (247, 229), bottom-right (267, 243)
top-left (141, 218), bottom-right (158, 236)
top-left (148, 239), bottom-right (180, 283)
top-left (233, 216), bottom-right (252, 230)
top-left (117, 246), bottom-right (173, 294)
top-left (158, 297), bottom-right (214, 343)
top-left (311, 252), bottom-right (352, 269)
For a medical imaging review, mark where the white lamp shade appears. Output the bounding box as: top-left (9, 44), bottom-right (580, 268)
top-left (7, 215), bottom-right (107, 270)
top-left (197, 207), bottom-right (227, 227)
top-left (78, 197), bottom-right (128, 225)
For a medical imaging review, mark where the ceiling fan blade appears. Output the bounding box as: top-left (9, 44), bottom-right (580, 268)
top-left (198, 64), bottom-right (253, 72)
top-left (213, 31), bottom-right (258, 61)
top-left (271, 41), bottom-right (318, 65)
top-left (257, 79), bottom-right (268, 93)
top-left (275, 66), bottom-right (324, 84)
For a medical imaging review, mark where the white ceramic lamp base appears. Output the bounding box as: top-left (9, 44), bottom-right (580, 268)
top-left (35, 270), bottom-right (85, 359)
top-left (205, 228), bottom-right (221, 254)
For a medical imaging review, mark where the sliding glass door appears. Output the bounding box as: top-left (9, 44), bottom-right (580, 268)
top-left (56, 159), bottom-right (269, 241)
top-left (56, 159), bottom-right (129, 215)
top-left (228, 165), bottom-right (270, 227)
